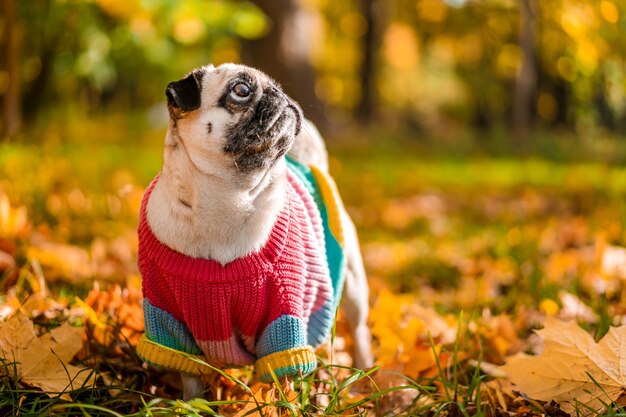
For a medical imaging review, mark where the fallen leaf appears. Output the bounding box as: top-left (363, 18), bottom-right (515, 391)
top-left (0, 249), bottom-right (15, 271)
top-left (501, 318), bottom-right (626, 416)
top-left (479, 314), bottom-right (523, 362)
top-left (0, 312), bottom-right (94, 400)
top-left (558, 291), bottom-right (598, 323)
top-left (27, 242), bottom-right (92, 283)
top-left (600, 244), bottom-right (626, 280)
top-left (82, 283), bottom-right (144, 347)
top-left (234, 386), bottom-right (275, 417)
top-left (370, 289), bottom-right (459, 377)
top-left (0, 193), bottom-right (30, 238)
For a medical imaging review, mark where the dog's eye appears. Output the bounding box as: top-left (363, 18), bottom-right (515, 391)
top-left (230, 83), bottom-right (252, 101)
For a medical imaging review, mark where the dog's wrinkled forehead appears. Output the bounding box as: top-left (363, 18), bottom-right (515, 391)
top-left (165, 64), bottom-right (279, 115)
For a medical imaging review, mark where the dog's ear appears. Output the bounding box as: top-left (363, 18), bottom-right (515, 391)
top-left (166, 71), bottom-right (203, 113)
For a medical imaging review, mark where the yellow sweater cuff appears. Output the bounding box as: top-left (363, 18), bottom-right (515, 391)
top-left (137, 334), bottom-right (210, 375)
top-left (255, 346), bottom-right (317, 382)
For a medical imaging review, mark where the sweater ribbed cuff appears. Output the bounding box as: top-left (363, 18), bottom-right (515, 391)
top-left (256, 346), bottom-right (317, 382)
top-left (137, 334), bottom-right (209, 375)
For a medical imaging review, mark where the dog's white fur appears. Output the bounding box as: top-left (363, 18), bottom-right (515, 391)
top-left (147, 64), bottom-right (372, 399)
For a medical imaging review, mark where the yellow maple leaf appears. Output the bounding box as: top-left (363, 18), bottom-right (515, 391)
top-left (501, 318), bottom-right (626, 416)
top-left (0, 312), bottom-right (94, 400)
top-left (370, 289), bottom-right (458, 378)
top-left (234, 385), bottom-right (281, 417)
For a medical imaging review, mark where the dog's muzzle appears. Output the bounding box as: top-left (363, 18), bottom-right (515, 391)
top-left (224, 85), bottom-right (303, 172)
top-left (257, 86), bottom-right (303, 137)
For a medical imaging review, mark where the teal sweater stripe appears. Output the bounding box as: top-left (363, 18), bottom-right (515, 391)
top-left (307, 299), bottom-right (335, 347)
top-left (143, 299), bottom-right (203, 354)
top-left (256, 314), bottom-right (307, 357)
top-left (286, 157), bottom-right (346, 307)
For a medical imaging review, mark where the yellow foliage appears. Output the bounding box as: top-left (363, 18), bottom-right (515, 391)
top-left (96, 0), bottom-right (142, 20)
top-left (416, 0), bottom-right (448, 23)
top-left (600, 1), bottom-right (619, 24)
top-left (576, 40), bottom-right (599, 76)
top-left (83, 284), bottom-right (144, 347)
top-left (543, 250), bottom-right (582, 283)
top-left (340, 12), bottom-right (368, 38)
top-left (0, 193), bottom-right (29, 238)
top-left (495, 44), bottom-right (521, 79)
top-left (172, 16), bottom-right (206, 45)
top-left (557, 56), bottom-right (576, 81)
top-left (560, 5), bottom-right (598, 38)
top-left (129, 16), bottom-right (156, 42)
top-left (371, 290), bottom-right (425, 368)
top-left (456, 34), bottom-right (483, 66)
top-left (539, 299), bottom-right (559, 316)
top-left (383, 23), bottom-right (419, 71)
top-left (370, 289), bottom-right (458, 376)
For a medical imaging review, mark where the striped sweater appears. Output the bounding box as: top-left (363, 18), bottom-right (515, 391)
top-left (136, 158), bottom-right (346, 381)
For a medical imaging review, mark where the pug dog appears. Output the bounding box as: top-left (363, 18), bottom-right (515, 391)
top-left (136, 63), bottom-right (373, 400)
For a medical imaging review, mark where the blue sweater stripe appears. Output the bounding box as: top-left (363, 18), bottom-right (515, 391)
top-left (307, 300), bottom-right (335, 347)
top-left (143, 299), bottom-right (202, 354)
top-left (256, 315), bottom-right (307, 357)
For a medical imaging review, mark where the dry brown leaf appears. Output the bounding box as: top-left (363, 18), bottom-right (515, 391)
top-left (234, 387), bottom-right (264, 417)
top-left (26, 242), bottom-right (92, 283)
top-left (81, 283), bottom-right (144, 347)
top-left (0, 312), bottom-right (94, 400)
top-left (234, 386), bottom-right (279, 417)
top-left (501, 318), bottom-right (626, 416)
top-left (0, 249), bottom-right (15, 271)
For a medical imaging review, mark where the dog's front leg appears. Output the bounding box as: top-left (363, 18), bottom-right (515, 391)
top-left (181, 372), bottom-right (204, 400)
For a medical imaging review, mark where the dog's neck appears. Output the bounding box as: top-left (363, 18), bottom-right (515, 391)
top-left (146, 132), bottom-right (287, 265)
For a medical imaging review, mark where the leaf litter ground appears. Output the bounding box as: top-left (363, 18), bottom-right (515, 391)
top-left (3, 138), bottom-right (626, 415)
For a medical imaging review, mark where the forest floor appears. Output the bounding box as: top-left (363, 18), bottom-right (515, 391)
top-left (2, 123), bottom-right (626, 416)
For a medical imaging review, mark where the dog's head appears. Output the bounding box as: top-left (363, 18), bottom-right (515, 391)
top-left (165, 63), bottom-right (303, 176)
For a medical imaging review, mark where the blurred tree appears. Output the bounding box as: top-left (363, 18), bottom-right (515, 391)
top-left (243, 0), bottom-right (328, 131)
top-left (356, 0), bottom-right (383, 123)
top-left (513, 0), bottom-right (537, 143)
top-left (1, 0), bottom-right (22, 138)
top-left (0, 0), bottom-right (270, 138)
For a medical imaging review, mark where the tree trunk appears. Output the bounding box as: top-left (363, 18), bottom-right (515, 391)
top-left (243, 0), bottom-right (328, 132)
top-left (512, 0), bottom-right (537, 145)
top-left (1, 0), bottom-right (23, 138)
top-left (356, 0), bottom-right (381, 123)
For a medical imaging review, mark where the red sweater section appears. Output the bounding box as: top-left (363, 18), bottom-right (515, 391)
top-left (137, 170), bottom-right (334, 346)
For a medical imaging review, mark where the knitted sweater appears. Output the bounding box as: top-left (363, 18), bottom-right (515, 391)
top-left (136, 158), bottom-right (346, 381)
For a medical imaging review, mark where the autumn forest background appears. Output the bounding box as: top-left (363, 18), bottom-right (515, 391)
top-left (2, 0), bottom-right (626, 415)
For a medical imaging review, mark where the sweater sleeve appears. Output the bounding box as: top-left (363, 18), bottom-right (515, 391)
top-left (136, 299), bottom-right (209, 375)
top-left (254, 315), bottom-right (317, 382)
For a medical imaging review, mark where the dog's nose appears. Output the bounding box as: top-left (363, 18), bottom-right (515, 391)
top-left (267, 85), bottom-right (288, 102)
top-left (272, 86), bottom-right (287, 98)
